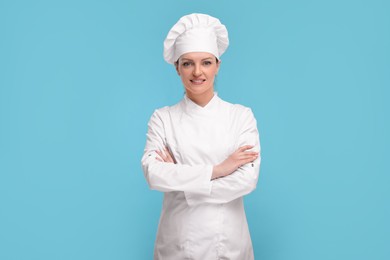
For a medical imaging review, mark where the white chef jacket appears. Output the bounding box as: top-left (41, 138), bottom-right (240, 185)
top-left (141, 93), bottom-right (261, 260)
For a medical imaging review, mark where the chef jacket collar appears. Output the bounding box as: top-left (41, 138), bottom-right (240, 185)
top-left (183, 92), bottom-right (220, 117)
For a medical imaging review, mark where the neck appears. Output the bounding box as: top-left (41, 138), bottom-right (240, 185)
top-left (186, 90), bottom-right (215, 107)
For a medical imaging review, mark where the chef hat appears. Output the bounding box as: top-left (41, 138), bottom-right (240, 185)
top-left (163, 13), bottom-right (229, 64)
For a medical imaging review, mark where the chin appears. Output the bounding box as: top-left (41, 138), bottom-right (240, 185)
top-left (186, 87), bottom-right (212, 96)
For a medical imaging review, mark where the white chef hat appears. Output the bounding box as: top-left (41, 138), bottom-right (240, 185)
top-left (163, 13), bottom-right (229, 64)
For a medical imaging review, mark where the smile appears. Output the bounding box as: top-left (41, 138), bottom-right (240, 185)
top-left (190, 79), bottom-right (206, 85)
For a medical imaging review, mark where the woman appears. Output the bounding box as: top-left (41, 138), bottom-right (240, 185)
top-left (141, 13), bottom-right (261, 260)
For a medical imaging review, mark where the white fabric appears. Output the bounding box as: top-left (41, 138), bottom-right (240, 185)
top-left (163, 13), bottom-right (229, 64)
top-left (141, 93), bottom-right (261, 259)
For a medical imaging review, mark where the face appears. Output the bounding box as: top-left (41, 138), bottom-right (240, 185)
top-left (175, 52), bottom-right (220, 100)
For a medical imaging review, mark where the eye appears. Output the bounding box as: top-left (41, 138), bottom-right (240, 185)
top-left (203, 60), bottom-right (212, 66)
top-left (182, 61), bottom-right (192, 67)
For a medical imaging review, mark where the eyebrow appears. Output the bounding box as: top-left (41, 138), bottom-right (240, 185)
top-left (180, 57), bottom-right (214, 62)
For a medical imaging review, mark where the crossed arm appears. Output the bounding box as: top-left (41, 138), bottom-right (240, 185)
top-left (141, 108), bottom-right (261, 206)
top-left (156, 145), bottom-right (258, 180)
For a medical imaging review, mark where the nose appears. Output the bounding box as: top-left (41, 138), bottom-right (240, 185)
top-left (192, 64), bottom-right (202, 77)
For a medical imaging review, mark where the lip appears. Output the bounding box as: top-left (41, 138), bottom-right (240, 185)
top-left (190, 79), bottom-right (206, 85)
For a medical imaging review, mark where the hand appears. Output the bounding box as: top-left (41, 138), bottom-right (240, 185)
top-left (155, 146), bottom-right (176, 164)
top-left (212, 145), bottom-right (258, 180)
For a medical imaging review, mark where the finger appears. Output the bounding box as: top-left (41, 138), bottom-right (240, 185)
top-left (238, 154), bottom-right (258, 161)
top-left (155, 150), bottom-right (163, 158)
top-left (162, 148), bottom-right (173, 163)
top-left (238, 151), bottom-right (258, 156)
top-left (238, 155), bottom-right (258, 160)
top-left (165, 146), bottom-right (177, 164)
top-left (238, 145), bottom-right (255, 152)
top-left (163, 147), bottom-right (174, 162)
top-left (165, 154), bottom-right (174, 163)
top-left (155, 150), bottom-right (166, 162)
top-left (238, 157), bottom-right (258, 166)
top-left (241, 151), bottom-right (259, 156)
top-left (156, 150), bottom-right (167, 161)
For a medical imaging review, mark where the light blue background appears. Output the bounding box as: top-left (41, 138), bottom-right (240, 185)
top-left (1, 0), bottom-right (389, 259)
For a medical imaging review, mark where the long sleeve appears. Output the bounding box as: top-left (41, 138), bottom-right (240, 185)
top-left (184, 108), bottom-right (261, 206)
top-left (141, 109), bottom-right (213, 194)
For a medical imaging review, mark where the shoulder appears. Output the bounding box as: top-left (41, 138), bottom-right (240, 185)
top-left (152, 105), bottom-right (170, 117)
top-left (218, 98), bottom-right (258, 132)
top-left (219, 98), bottom-right (255, 119)
top-left (148, 100), bottom-right (183, 123)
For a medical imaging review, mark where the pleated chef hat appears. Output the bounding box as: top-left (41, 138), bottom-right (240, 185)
top-left (163, 13), bottom-right (229, 64)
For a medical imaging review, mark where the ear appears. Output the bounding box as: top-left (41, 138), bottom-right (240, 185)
top-left (175, 62), bottom-right (180, 76)
top-left (216, 59), bottom-right (221, 74)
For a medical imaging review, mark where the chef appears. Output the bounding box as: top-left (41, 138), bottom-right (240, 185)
top-left (141, 13), bottom-right (261, 260)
